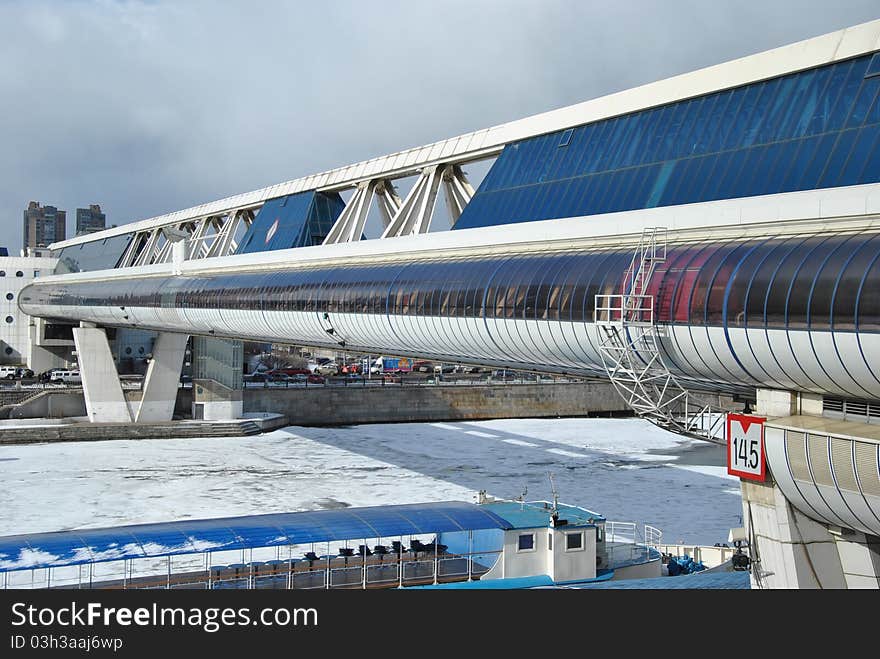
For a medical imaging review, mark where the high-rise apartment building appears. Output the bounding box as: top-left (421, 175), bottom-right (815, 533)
top-left (22, 201), bottom-right (66, 250)
top-left (75, 204), bottom-right (106, 236)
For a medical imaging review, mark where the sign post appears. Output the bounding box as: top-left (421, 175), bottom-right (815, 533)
top-left (726, 413), bottom-right (766, 481)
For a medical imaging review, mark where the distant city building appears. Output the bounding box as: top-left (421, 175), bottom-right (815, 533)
top-left (75, 204), bottom-right (106, 236)
top-left (23, 201), bottom-right (65, 251)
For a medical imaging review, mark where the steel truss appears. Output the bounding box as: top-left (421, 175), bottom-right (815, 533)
top-left (594, 227), bottom-right (725, 443)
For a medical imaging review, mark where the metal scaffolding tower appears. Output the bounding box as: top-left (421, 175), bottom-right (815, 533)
top-left (594, 227), bottom-right (725, 443)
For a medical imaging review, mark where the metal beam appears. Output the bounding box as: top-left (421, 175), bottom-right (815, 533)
top-left (381, 166), bottom-right (444, 238)
top-left (441, 164), bottom-right (475, 225)
top-left (323, 181), bottom-right (378, 244)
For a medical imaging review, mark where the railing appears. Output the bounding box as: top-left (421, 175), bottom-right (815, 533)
top-left (594, 294), bottom-right (654, 325)
top-left (7, 549), bottom-right (502, 590)
top-left (241, 375), bottom-right (583, 389)
top-left (602, 522), bottom-right (663, 569)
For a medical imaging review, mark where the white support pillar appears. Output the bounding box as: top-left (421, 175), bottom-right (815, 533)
top-left (441, 164), bottom-right (474, 225)
top-left (381, 165), bottom-right (443, 238)
top-left (135, 332), bottom-right (189, 423)
top-left (73, 324), bottom-right (132, 423)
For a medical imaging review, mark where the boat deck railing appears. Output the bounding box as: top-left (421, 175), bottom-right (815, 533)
top-left (604, 521), bottom-right (663, 569)
top-left (12, 550), bottom-right (502, 590)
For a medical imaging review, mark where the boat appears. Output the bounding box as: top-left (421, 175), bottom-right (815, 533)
top-left (0, 492), bottom-right (744, 590)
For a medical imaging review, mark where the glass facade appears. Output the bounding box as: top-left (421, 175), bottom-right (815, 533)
top-left (192, 336), bottom-right (242, 390)
top-left (26, 231), bottom-right (880, 334)
top-left (454, 51), bottom-right (880, 230)
top-left (236, 191), bottom-right (344, 254)
top-left (54, 234), bottom-right (133, 274)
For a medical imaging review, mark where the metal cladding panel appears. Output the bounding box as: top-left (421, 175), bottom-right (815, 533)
top-left (454, 51), bottom-right (880, 230)
top-left (0, 502), bottom-right (510, 572)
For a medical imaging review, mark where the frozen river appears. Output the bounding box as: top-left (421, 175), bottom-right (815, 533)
top-left (0, 417), bottom-right (742, 545)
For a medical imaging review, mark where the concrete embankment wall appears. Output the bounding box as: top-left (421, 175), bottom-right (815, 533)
top-left (6, 388), bottom-right (192, 419)
top-left (244, 381), bottom-right (627, 426)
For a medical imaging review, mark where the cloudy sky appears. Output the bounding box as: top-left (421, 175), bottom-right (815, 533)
top-left (1, 0), bottom-right (878, 249)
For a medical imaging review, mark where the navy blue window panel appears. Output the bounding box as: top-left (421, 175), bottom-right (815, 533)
top-left (454, 51), bottom-right (880, 230)
top-left (236, 191), bottom-right (344, 254)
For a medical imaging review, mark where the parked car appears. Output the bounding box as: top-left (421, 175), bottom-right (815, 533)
top-left (245, 372), bottom-right (271, 382)
top-left (314, 363), bottom-right (338, 376)
top-left (412, 361), bottom-right (433, 373)
top-left (50, 369), bottom-right (82, 384)
top-left (0, 366), bottom-right (18, 380)
top-left (271, 367), bottom-right (311, 376)
top-left (307, 374), bottom-right (325, 384)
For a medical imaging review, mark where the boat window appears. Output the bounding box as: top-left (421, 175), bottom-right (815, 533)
top-left (548, 532), bottom-right (552, 550)
top-left (517, 533), bottom-right (535, 552)
top-left (566, 532), bottom-right (584, 551)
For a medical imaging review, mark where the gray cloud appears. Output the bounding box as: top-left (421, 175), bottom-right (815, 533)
top-left (1, 0), bottom-right (878, 248)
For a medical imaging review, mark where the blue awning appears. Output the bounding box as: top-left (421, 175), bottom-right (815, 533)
top-left (0, 502), bottom-right (511, 572)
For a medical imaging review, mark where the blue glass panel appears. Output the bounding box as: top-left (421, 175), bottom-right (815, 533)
top-left (869, 86), bottom-right (880, 125)
top-left (867, 52), bottom-right (880, 78)
top-left (787, 67), bottom-right (830, 137)
top-left (569, 123), bottom-right (597, 175)
top-left (643, 105), bottom-right (673, 163)
top-left (688, 92), bottom-right (722, 156)
top-left (817, 129), bottom-right (858, 188)
top-left (722, 83), bottom-right (763, 151)
top-left (757, 77), bottom-right (795, 143)
top-left (742, 81), bottom-right (774, 147)
top-left (635, 108), bottom-right (663, 165)
top-left (709, 88), bottom-right (746, 152)
top-left (453, 53), bottom-right (880, 231)
top-left (797, 132), bottom-right (838, 189)
top-left (827, 57), bottom-right (871, 131)
top-left (740, 144), bottom-right (773, 197)
top-left (673, 98), bottom-right (704, 158)
top-left (858, 129), bottom-right (880, 184)
top-left (659, 101), bottom-right (687, 156)
top-left (839, 124), bottom-right (880, 185)
top-left (765, 140), bottom-right (798, 193)
top-left (774, 69), bottom-right (816, 139)
top-left (846, 75), bottom-right (880, 127)
top-left (694, 153), bottom-right (724, 200)
top-left (621, 115), bottom-right (648, 167)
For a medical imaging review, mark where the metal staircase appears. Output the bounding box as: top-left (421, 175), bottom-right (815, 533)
top-left (593, 228), bottom-right (725, 443)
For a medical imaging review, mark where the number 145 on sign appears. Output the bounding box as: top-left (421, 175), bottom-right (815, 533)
top-left (727, 413), bottom-right (766, 481)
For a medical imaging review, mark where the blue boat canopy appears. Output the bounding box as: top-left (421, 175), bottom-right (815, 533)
top-left (0, 501), bottom-right (511, 572)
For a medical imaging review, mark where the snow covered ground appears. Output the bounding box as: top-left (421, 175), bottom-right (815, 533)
top-left (0, 417), bottom-right (742, 545)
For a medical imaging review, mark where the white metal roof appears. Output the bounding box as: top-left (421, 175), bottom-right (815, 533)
top-left (50, 18), bottom-right (880, 250)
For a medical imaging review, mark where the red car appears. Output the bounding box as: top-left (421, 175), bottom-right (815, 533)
top-left (307, 374), bottom-right (325, 384)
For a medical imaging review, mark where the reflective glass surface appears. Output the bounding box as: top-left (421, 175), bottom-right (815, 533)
top-left (454, 52), bottom-right (880, 230)
top-left (24, 231), bottom-right (880, 334)
top-left (236, 191), bottom-right (344, 254)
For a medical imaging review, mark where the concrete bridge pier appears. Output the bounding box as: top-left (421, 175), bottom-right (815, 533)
top-left (739, 389), bottom-right (880, 588)
top-left (73, 323), bottom-right (131, 422)
top-left (135, 331), bottom-right (189, 422)
top-left (73, 323), bottom-right (188, 423)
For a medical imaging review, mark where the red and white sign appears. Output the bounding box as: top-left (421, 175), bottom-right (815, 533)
top-left (726, 413), bottom-right (766, 481)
